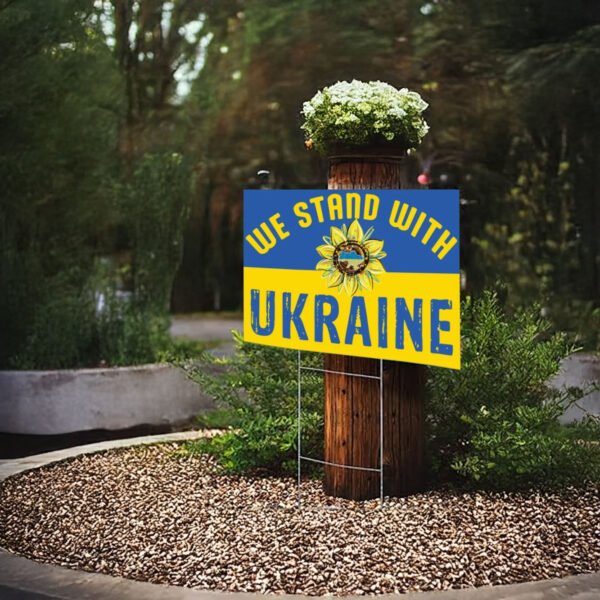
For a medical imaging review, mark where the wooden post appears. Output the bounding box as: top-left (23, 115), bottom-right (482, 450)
top-left (323, 153), bottom-right (426, 500)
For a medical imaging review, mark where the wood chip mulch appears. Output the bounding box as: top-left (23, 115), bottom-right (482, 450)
top-left (0, 443), bottom-right (599, 595)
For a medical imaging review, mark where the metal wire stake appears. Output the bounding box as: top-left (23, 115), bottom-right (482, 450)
top-left (297, 349), bottom-right (301, 509)
top-left (379, 358), bottom-right (384, 508)
top-left (297, 353), bottom-right (386, 510)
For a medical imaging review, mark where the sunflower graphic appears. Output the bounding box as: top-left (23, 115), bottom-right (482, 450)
top-left (316, 219), bottom-right (386, 295)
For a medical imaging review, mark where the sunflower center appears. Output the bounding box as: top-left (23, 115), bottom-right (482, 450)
top-left (333, 241), bottom-right (368, 276)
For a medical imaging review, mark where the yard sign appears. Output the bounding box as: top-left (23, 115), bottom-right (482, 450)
top-left (244, 189), bottom-right (460, 369)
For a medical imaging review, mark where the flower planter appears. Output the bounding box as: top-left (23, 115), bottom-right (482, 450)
top-left (0, 363), bottom-right (217, 435)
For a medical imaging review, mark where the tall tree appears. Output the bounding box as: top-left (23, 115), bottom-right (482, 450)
top-left (100, 0), bottom-right (210, 165)
top-left (175, 0), bottom-right (419, 311)
top-left (413, 0), bottom-right (600, 328)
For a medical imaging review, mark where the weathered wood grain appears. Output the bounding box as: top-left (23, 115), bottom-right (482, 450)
top-left (323, 154), bottom-right (426, 500)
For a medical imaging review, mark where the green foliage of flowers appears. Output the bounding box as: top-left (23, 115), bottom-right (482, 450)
top-left (428, 291), bottom-right (600, 490)
top-left (301, 80), bottom-right (429, 154)
top-left (181, 331), bottom-right (324, 474)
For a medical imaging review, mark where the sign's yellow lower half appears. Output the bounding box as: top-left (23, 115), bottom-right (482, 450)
top-left (244, 267), bottom-right (460, 369)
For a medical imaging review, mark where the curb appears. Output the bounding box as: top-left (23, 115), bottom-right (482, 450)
top-left (0, 430), bottom-right (212, 481)
top-left (1, 434), bottom-right (599, 600)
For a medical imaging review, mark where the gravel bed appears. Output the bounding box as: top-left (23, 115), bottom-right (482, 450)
top-left (1, 443), bottom-right (599, 596)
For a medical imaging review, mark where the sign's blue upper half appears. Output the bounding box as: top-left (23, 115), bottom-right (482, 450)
top-left (244, 189), bottom-right (459, 274)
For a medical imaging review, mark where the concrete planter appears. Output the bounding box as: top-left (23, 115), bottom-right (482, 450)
top-left (1, 352), bottom-right (596, 435)
top-left (550, 352), bottom-right (600, 423)
top-left (0, 363), bottom-right (216, 435)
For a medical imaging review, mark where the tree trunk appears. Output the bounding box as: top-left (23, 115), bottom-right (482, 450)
top-left (323, 154), bottom-right (426, 500)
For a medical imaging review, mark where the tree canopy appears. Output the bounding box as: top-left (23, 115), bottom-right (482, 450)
top-left (2, 0), bottom-right (599, 366)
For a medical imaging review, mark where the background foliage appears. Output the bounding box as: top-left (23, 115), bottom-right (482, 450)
top-left (0, 0), bottom-right (193, 368)
top-left (1, 0), bottom-right (599, 360)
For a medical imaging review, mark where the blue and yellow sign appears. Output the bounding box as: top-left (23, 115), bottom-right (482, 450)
top-left (244, 189), bottom-right (460, 369)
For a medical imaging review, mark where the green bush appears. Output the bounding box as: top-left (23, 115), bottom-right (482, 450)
top-left (181, 331), bottom-right (324, 474)
top-left (428, 291), bottom-right (600, 489)
top-left (6, 267), bottom-right (98, 369)
top-left (0, 1), bottom-right (193, 370)
top-left (181, 292), bottom-right (600, 490)
top-left (0, 1), bottom-right (120, 369)
top-left (451, 405), bottom-right (600, 489)
top-left (1, 150), bottom-right (193, 369)
top-left (125, 152), bottom-right (192, 313)
top-left (96, 305), bottom-right (172, 367)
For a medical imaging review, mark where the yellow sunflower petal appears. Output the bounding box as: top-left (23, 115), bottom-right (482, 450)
top-left (357, 270), bottom-right (373, 291)
top-left (316, 244), bottom-right (335, 259)
top-left (326, 270), bottom-right (344, 287)
top-left (330, 226), bottom-right (346, 246)
top-left (344, 274), bottom-right (359, 295)
top-left (367, 258), bottom-right (385, 274)
top-left (316, 258), bottom-right (333, 271)
top-left (347, 219), bottom-right (364, 242)
top-left (375, 251), bottom-right (387, 259)
top-left (363, 226), bottom-right (375, 242)
top-left (364, 239), bottom-right (384, 256)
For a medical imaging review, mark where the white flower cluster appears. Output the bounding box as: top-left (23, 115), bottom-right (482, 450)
top-left (301, 80), bottom-right (429, 154)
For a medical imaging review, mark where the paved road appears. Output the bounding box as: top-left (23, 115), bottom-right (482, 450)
top-left (170, 316), bottom-right (243, 342)
top-left (170, 316), bottom-right (243, 358)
